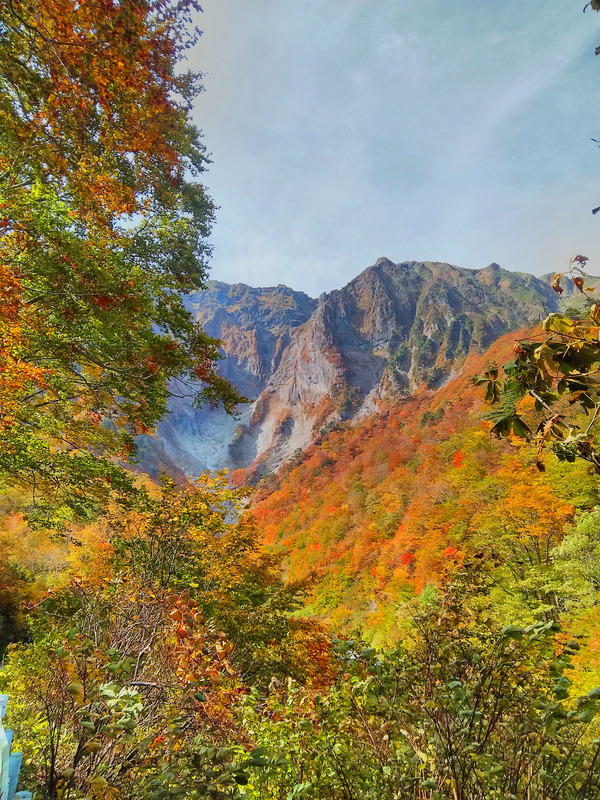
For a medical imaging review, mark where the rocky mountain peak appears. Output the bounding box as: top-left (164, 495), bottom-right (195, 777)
top-left (373, 256), bottom-right (397, 269)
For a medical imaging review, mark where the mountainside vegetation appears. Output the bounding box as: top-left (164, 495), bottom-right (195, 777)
top-left (3, 1), bottom-right (600, 799)
top-left (251, 327), bottom-right (600, 642)
top-left (5, 299), bottom-right (600, 800)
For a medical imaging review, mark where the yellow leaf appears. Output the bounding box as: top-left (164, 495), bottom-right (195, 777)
top-left (66, 681), bottom-right (85, 703)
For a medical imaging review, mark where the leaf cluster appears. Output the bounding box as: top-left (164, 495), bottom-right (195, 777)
top-left (475, 263), bottom-right (600, 471)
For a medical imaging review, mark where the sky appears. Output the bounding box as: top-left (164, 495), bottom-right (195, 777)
top-left (188, 1), bottom-right (600, 297)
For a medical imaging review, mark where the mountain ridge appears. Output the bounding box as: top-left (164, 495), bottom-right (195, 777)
top-left (140, 259), bottom-right (560, 481)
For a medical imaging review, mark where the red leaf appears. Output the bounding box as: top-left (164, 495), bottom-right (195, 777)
top-left (443, 546), bottom-right (459, 559)
top-left (452, 451), bottom-right (464, 468)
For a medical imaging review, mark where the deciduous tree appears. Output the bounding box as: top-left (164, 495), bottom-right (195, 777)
top-left (0, 0), bottom-right (242, 520)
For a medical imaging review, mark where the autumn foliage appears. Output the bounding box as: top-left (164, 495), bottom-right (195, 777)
top-left (0, 0), bottom-right (243, 519)
top-left (0, 0), bottom-right (204, 223)
top-left (252, 332), bottom-right (590, 642)
top-left (3, 3), bottom-right (600, 799)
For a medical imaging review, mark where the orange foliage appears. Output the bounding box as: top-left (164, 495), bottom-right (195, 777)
top-left (0, 267), bottom-right (47, 428)
top-left (252, 328), bottom-right (583, 640)
top-left (0, 0), bottom-right (201, 226)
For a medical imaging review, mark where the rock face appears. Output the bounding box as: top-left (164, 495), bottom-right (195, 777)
top-left (150, 282), bottom-right (317, 477)
top-left (144, 259), bottom-right (559, 479)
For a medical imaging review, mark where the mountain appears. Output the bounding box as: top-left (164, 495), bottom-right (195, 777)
top-left (146, 281), bottom-right (317, 477)
top-left (141, 259), bottom-right (559, 480)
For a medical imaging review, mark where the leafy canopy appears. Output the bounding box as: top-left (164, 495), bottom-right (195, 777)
top-left (0, 0), bottom-right (243, 520)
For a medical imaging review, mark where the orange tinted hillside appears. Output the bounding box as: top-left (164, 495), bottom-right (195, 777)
top-left (251, 325), bottom-right (589, 642)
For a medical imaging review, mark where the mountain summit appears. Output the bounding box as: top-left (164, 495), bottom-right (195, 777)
top-left (144, 260), bottom-right (558, 480)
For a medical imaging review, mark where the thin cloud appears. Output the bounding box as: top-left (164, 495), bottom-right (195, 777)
top-left (191, 1), bottom-right (600, 294)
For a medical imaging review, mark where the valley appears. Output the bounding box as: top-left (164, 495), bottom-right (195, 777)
top-left (140, 259), bottom-right (600, 645)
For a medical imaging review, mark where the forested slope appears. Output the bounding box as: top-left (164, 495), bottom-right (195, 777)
top-left (252, 327), bottom-right (600, 644)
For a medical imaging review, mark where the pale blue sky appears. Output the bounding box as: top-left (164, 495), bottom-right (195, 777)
top-left (189, 1), bottom-right (600, 296)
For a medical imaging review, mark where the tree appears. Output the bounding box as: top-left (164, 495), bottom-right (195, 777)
top-left (2, 474), bottom-right (330, 799)
top-left (3, 583), bottom-right (252, 799)
top-left (109, 474), bottom-right (331, 686)
top-left (242, 568), bottom-right (600, 800)
top-left (0, 0), bottom-right (242, 521)
top-left (475, 258), bottom-right (600, 472)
